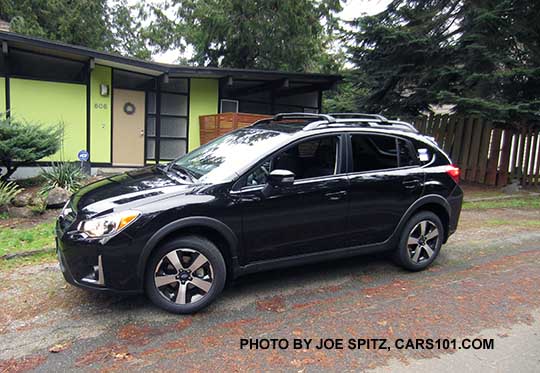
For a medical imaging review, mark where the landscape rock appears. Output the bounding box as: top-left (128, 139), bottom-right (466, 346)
top-left (8, 206), bottom-right (34, 218)
top-left (12, 192), bottom-right (32, 207)
top-left (46, 187), bottom-right (71, 208)
top-left (501, 180), bottom-right (521, 194)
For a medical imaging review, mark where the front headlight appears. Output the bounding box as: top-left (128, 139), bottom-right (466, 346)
top-left (78, 210), bottom-right (141, 238)
top-left (60, 200), bottom-right (72, 218)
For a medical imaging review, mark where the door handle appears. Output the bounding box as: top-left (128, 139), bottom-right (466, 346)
top-left (140, 129), bottom-right (144, 137)
top-left (325, 190), bottom-right (348, 201)
top-left (402, 178), bottom-right (421, 189)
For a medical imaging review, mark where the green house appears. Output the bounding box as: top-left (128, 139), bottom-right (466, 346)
top-left (0, 31), bottom-right (340, 176)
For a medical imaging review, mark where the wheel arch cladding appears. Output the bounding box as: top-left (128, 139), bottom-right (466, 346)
top-left (137, 217), bottom-right (238, 287)
top-left (410, 199), bottom-right (450, 243)
top-left (392, 194), bottom-right (451, 245)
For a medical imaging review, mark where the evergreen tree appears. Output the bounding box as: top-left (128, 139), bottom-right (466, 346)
top-left (0, 0), bottom-right (152, 59)
top-left (0, 118), bottom-right (62, 181)
top-left (147, 0), bottom-right (343, 72)
top-left (347, 0), bottom-right (540, 125)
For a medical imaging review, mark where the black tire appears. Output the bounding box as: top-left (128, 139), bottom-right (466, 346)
top-left (144, 235), bottom-right (226, 314)
top-left (393, 211), bottom-right (444, 271)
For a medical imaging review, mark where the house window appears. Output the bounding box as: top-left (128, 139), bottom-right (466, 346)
top-left (220, 99), bottom-right (239, 113)
top-left (146, 78), bottom-right (189, 162)
top-left (7, 49), bottom-right (86, 83)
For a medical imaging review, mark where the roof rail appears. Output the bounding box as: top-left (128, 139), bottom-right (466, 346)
top-left (307, 117), bottom-right (419, 133)
top-left (328, 112), bottom-right (388, 122)
top-left (272, 112), bottom-right (335, 123)
top-left (385, 120), bottom-right (418, 133)
top-left (251, 112), bottom-right (418, 134)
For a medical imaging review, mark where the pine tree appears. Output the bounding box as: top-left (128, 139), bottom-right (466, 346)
top-left (346, 0), bottom-right (540, 126)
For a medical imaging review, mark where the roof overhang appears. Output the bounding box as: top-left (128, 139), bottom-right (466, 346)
top-left (0, 31), bottom-right (342, 85)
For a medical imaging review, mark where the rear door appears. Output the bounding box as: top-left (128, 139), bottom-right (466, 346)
top-left (346, 133), bottom-right (424, 246)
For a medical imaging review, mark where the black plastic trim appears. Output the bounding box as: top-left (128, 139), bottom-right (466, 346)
top-left (136, 216), bottom-right (239, 286)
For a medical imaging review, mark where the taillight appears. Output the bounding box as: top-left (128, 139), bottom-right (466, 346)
top-left (445, 164), bottom-right (461, 184)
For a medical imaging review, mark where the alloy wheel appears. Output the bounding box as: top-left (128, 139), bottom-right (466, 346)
top-left (154, 248), bottom-right (214, 305)
top-left (407, 220), bottom-right (439, 264)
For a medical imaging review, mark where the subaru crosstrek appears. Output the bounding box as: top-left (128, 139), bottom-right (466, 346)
top-left (56, 113), bottom-right (463, 314)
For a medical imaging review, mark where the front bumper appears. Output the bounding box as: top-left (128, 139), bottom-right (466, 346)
top-left (56, 222), bottom-right (145, 294)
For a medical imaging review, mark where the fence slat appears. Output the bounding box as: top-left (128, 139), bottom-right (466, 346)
top-left (533, 131), bottom-right (540, 186)
top-left (497, 129), bottom-right (512, 186)
top-left (467, 118), bottom-right (484, 181)
top-left (425, 114), bottom-right (435, 135)
top-left (459, 117), bottom-right (475, 178)
top-left (476, 121), bottom-right (492, 183)
top-left (526, 129), bottom-right (537, 186)
top-left (522, 129), bottom-right (534, 186)
top-left (415, 116), bottom-right (427, 133)
top-left (485, 128), bottom-right (503, 186)
top-left (515, 128), bottom-right (527, 183)
top-left (450, 116), bottom-right (465, 161)
top-left (444, 115), bottom-right (457, 155)
top-left (509, 132), bottom-right (519, 181)
top-left (436, 114), bottom-right (449, 149)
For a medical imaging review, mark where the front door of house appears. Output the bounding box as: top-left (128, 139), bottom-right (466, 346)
top-left (113, 89), bottom-right (145, 166)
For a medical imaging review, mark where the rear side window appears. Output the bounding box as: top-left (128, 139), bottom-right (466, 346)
top-left (350, 134), bottom-right (418, 172)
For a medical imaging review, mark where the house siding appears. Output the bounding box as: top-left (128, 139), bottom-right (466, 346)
top-left (188, 78), bottom-right (219, 151)
top-left (90, 65), bottom-right (112, 163)
top-left (0, 77), bottom-right (5, 115)
top-left (9, 78), bottom-right (87, 161)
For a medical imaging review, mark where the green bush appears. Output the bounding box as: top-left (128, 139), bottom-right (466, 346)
top-left (0, 117), bottom-right (62, 181)
top-left (0, 180), bottom-right (21, 207)
top-left (40, 162), bottom-right (86, 194)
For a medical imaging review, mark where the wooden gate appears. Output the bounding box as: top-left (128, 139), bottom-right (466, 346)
top-left (412, 115), bottom-right (540, 187)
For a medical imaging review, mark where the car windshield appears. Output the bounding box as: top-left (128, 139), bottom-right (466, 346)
top-left (170, 128), bottom-right (290, 183)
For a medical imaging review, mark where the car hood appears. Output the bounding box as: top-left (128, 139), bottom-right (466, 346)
top-left (71, 166), bottom-right (197, 218)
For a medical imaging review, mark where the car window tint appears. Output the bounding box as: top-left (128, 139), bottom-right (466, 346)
top-left (351, 134), bottom-right (398, 172)
top-left (351, 135), bottom-right (420, 172)
top-left (245, 136), bottom-right (339, 186)
top-left (397, 138), bottom-right (420, 167)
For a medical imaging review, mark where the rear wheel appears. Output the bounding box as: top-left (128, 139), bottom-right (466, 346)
top-left (145, 236), bottom-right (226, 314)
top-left (394, 211), bottom-right (443, 271)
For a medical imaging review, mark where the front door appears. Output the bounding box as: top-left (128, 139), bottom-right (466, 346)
top-left (113, 89), bottom-right (145, 166)
top-left (235, 134), bottom-right (350, 263)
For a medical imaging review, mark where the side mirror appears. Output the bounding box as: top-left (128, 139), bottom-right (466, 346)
top-left (267, 169), bottom-right (295, 187)
top-left (262, 169), bottom-right (295, 197)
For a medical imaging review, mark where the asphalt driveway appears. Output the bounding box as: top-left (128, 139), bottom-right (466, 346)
top-left (1, 206), bottom-right (540, 372)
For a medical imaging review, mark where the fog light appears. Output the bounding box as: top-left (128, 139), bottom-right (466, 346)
top-left (81, 255), bottom-right (105, 286)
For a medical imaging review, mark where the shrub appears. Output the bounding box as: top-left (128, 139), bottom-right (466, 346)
top-left (0, 180), bottom-right (21, 207)
top-left (40, 162), bottom-right (86, 194)
top-left (0, 117), bottom-right (62, 181)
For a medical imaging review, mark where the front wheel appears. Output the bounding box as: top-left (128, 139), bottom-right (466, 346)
top-left (394, 211), bottom-right (444, 271)
top-left (144, 236), bottom-right (226, 314)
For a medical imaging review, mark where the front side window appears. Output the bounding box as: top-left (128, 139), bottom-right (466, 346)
top-left (351, 134), bottom-right (418, 173)
top-left (245, 136), bottom-right (340, 186)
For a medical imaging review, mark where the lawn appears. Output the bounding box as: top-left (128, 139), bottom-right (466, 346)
top-left (462, 196), bottom-right (540, 210)
top-left (0, 220), bottom-right (55, 257)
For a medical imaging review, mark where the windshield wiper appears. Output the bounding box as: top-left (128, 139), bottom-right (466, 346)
top-left (166, 163), bottom-right (198, 182)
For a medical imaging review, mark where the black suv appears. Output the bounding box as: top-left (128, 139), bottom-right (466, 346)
top-left (56, 113), bottom-right (463, 314)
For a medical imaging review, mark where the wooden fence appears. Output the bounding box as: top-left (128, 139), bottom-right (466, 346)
top-left (412, 115), bottom-right (540, 187)
top-left (198, 112), bottom-right (540, 187)
top-left (199, 112), bottom-right (271, 145)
